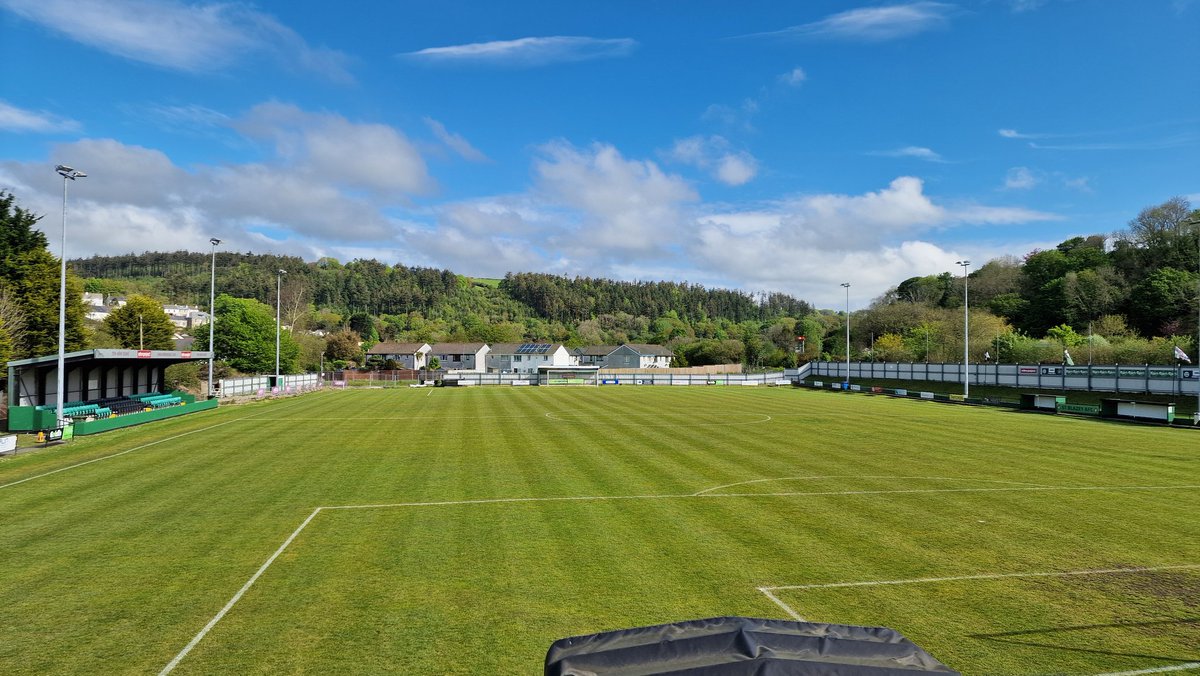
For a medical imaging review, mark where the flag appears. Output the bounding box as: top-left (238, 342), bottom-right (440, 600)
top-left (1176, 346), bottom-right (1192, 363)
top-left (1063, 349), bottom-right (1074, 366)
top-left (984, 351), bottom-right (991, 362)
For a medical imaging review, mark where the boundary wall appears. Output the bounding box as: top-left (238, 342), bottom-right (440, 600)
top-left (808, 360), bottom-right (1200, 396)
top-left (217, 374), bottom-right (322, 398)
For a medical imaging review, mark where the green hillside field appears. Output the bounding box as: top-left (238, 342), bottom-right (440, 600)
top-left (0, 386), bottom-right (1196, 674)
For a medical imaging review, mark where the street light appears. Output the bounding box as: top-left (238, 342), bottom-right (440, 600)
top-left (54, 164), bottom-right (86, 428)
top-left (1189, 214), bottom-right (1200, 423)
top-left (956, 260), bottom-right (971, 398)
top-left (275, 269), bottom-right (286, 383)
top-left (207, 237), bottom-right (221, 398)
top-left (841, 282), bottom-right (851, 389)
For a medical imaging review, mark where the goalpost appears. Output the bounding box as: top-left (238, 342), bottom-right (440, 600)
top-left (540, 366), bottom-right (601, 386)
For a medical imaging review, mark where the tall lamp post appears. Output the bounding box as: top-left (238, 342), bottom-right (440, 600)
top-left (956, 260), bottom-right (971, 398)
top-left (275, 269), bottom-right (286, 383)
top-left (841, 282), bottom-right (851, 389)
top-left (54, 165), bottom-right (86, 427)
top-left (207, 238), bottom-right (221, 398)
top-left (1190, 214), bottom-right (1200, 422)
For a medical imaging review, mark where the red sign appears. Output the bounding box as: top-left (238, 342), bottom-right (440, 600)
top-left (1019, 367), bottom-right (1037, 374)
top-left (137, 350), bottom-right (152, 358)
top-left (181, 351), bottom-right (192, 358)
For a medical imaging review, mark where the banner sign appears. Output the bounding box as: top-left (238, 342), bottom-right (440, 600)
top-left (601, 379), bottom-right (620, 385)
top-left (1184, 370), bottom-right (1199, 380)
top-left (0, 435), bottom-right (15, 453)
top-left (1020, 367), bottom-right (1038, 374)
top-left (1057, 403), bottom-right (1100, 414)
top-left (1040, 366), bottom-right (1062, 375)
top-left (1065, 367), bottom-right (1092, 376)
top-left (1148, 369), bottom-right (1176, 379)
top-left (1119, 367), bottom-right (1148, 377)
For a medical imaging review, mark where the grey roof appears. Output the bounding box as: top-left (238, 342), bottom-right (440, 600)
top-left (576, 345), bottom-right (619, 357)
top-left (622, 343), bottom-right (675, 356)
top-left (489, 343), bottom-right (565, 355)
top-left (366, 342), bottom-right (430, 355)
top-left (429, 343), bottom-right (488, 353)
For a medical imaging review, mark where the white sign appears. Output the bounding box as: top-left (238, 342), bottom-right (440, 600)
top-left (512, 380), bottom-right (531, 386)
top-left (0, 435), bottom-right (15, 454)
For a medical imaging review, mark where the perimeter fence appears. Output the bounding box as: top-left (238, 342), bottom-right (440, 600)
top-left (808, 360), bottom-right (1200, 396)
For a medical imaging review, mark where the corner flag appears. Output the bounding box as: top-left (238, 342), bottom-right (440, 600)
top-left (1063, 349), bottom-right (1074, 366)
top-left (1175, 346), bottom-right (1192, 364)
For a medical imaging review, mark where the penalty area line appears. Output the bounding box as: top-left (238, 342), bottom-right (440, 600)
top-left (158, 507), bottom-right (324, 676)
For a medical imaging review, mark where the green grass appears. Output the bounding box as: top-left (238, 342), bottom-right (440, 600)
top-left (0, 387), bottom-right (1197, 674)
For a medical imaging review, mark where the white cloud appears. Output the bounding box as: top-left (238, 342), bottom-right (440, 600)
top-left (715, 155), bottom-right (758, 186)
top-left (1004, 166), bottom-right (1038, 190)
top-left (0, 100), bottom-right (80, 133)
top-left (423, 118), bottom-right (488, 162)
top-left (0, 103), bottom-right (444, 258)
top-left (1009, 0), bottom-right (1049, 11)
top-left (1063, 176), bottom-right (1092, 192)
top-left (779, 67), bottom-right (807, 86)
top-left (749, 2), bottom-right (953, 41)
top-left (534, 141), bottom-right (697, 258)
top-left (402, 36), bottom-right (636, 67)
top-left (666, 135), bottom-right (759, 186)
top-left (236, 102), bottom-right (434, 196)
top-left (0, 0), bottom-right (351, 81)
top-left (870, 146), bottom-right (945, 162)
top-left (688, 176), bottom-right (1059, 306)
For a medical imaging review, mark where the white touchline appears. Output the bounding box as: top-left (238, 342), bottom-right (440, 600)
top-left (1095, 663), bottom-right (1200, 675)
top-left (0, 418), bottom-right (241, 491)
top-left (760, 563), bottom-right (1200, 592)
top-left (158, 508), bottom-right (324, 676)
top-left (0, 397), bottom-right (316, 492)
top-left (692, 475), bottom-right (1051, 496)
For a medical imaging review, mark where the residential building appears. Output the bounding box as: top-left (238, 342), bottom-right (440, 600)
top-left (365, 342), bottom-right (431, 369)
top-left (428, 343), bottom-right (490, 372)
top-left (574, 345), bottom-right (619, 366)
top-left (605, 344), bottom-right (675, 369)
top-left (486, 343), bottom-right (575, 374)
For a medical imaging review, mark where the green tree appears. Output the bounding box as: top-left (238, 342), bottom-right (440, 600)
top-left (0, 192), bottom-right (87, 358)
top-left (196, 294), bottom-right (300, 374)
top-left (324, 329), bottom-right (362, 363)
top-left (1127, 267), bottom-right (1198, 337)
top-left (102, 295), bottom-right (176, 349)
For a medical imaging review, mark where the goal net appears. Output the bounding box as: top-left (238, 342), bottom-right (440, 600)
top-left (542, 368), bottom-right (600, 386)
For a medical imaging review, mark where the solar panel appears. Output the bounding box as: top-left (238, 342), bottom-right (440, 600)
top-left (517, 344), bottom-right (552, 354)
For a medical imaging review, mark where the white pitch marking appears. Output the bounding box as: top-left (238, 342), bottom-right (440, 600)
top-left (692, 475), bottom-right (1051, 497)
top-left (0, 417), bottom-right (243, 491)
top-left (161, 486), bottom-right (1200, 671)
top-left (321, 483), bottom-right (1200, 511)
top-left (0, 394), bottom-right (318, 491)
top-left (757, 587), bottom-right (805, 621)
top-left (761, 563), bottom-right (1200, 592)
top-left (1094, 663), bottom-right (1200, 675)
top-left (158, 507), bottom-right (324, 676)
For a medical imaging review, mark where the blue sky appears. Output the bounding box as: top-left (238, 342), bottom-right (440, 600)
top-left (1, 0), bottom-right (1197, 309)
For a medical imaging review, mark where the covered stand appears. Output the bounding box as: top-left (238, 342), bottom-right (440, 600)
top-left (545, 616), bottom-right (958, 675)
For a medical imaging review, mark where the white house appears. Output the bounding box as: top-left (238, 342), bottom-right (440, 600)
top-left (486, 343), bottom-right (575, 374)
top-left (428, 343), bottom-right (490, 372)
top-left (365, 342), bottom-right (431, 369)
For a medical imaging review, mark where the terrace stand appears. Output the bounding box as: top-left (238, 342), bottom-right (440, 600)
top-left (545, 616), bottom-right (959, 675)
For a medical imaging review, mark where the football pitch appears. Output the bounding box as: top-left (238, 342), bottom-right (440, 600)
top-left (0, 386), bottom-right (1197, 674)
